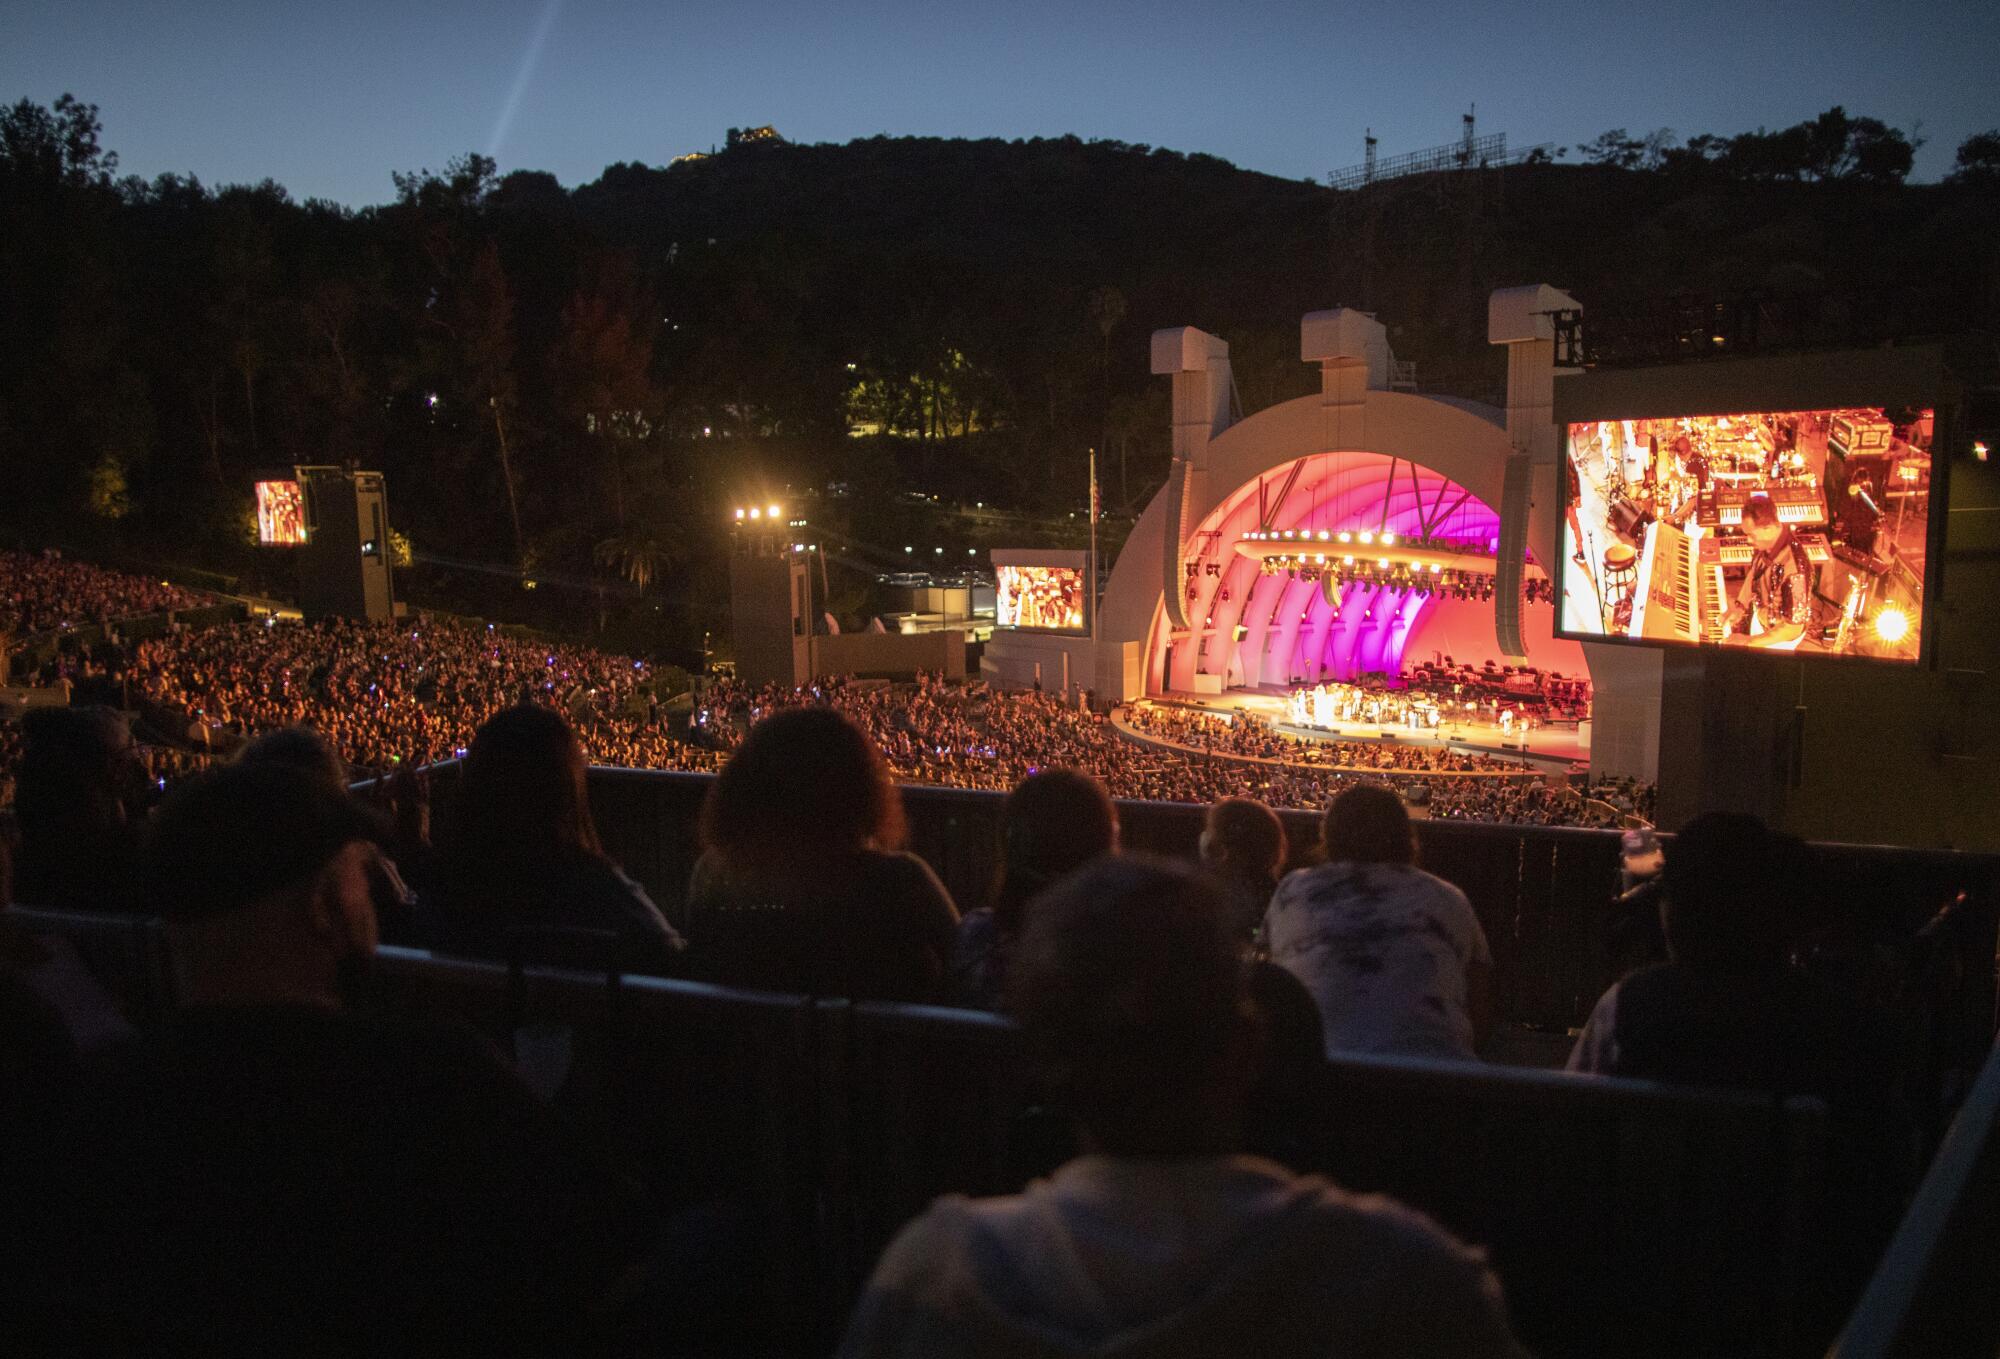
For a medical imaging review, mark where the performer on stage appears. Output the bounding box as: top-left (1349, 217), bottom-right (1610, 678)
top-left (1724, 496), bottom-right (1813, 651)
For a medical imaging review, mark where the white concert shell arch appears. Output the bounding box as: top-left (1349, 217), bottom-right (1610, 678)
top-left (1099, 388), bottom-right (1584, 695)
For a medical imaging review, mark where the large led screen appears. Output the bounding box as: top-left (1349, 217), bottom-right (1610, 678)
top-left (1560, 407), bottom-right (1932, 662)
top-left (995, 565), bottom-right (1087, 632)
top-left (255, 479), bottom-right (307, 546)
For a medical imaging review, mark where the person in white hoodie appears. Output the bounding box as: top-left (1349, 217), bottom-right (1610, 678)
top-left (839, 855), bottom-right (1525, 1359)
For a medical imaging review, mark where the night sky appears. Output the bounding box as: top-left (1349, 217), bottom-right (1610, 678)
top-left (8, 0), bottom-right (1996, 205)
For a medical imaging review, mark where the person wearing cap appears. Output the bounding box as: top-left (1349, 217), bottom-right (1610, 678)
top-left (3, 762), bottom-right (652, 1356)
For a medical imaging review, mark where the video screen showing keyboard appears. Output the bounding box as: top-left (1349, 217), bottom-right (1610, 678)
top-left (1559, 407), bottom-right (1932, 662)
top-left (996, 564), bottom-right (1087, 632)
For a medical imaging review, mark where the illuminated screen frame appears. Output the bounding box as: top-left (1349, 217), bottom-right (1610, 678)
top-left (1553, 397), bottom-right (1939, 667)
top-left (991, 549), bottom-right (1092, 634)
top-left (255, 479), bottom-right (308, 547)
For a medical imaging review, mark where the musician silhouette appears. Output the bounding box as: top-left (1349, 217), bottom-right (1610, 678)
top-left (1725, 497), bottom-right (1813, 650)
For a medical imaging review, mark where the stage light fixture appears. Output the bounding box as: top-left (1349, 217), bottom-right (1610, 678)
top-left (1359, 531), bottom-right (1374, 544)
top-left (733, 507), bottom-right (745, 520)
top-left (1976, 441), bottom-right (1991, 463)
top-left (768, 504), bottom-right (782, 519)
top-left (1873, 605), bottom-right (1911, 644)
top-left (1381, 532), bottom-right (1395, 546)
top-left (1338, 531), bottom-right (1352, 543)
top-left (748, 507), bottom-right (761, 519)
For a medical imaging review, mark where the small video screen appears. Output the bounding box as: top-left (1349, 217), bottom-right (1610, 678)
top-left (255, 480), bottom-right (307, 546)
top-left (995, 564), bottom-right (1087, 632)
top-left (1560, 407), bottom-right (1932, 662)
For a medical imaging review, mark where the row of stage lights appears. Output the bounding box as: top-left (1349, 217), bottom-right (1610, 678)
top-left (732, 504), bottom-right (785, 521)
top-left (1254, 554), bottom-right (1501, 602)
top-left (1244, 528), bottom-right (1404, 546)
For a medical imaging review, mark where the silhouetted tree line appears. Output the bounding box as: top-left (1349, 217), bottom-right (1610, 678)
top-left (1, 94), bottom-right (1993, 660)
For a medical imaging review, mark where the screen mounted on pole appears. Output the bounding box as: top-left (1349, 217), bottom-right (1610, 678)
top-left (255, 479), bottom-right (307, 546)
top-left (1558, 407), bottom-right (1933, 663)
top-left (992, 549), bottom-right (1090, 633)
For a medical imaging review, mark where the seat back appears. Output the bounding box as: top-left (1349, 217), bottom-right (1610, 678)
top-left (1833, 1036), bottom-right (2000, 1359)
top-left (4, 905), bottom-right (176, 1022)
top-left (816, 1001), bottom-right (1040, 1323)
top-left (367, 945), bottom-right (822, 1349)
top-left (815, 1001), bottom-right (1834, 1359)
top-left (1300, 1054), bottom-right (1831, 1359)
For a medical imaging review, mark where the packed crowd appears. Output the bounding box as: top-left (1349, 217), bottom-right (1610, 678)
top-left (0, 549), bottom-right (206, 638)
top-left (0, 696), bottom-right (1919, 1354)
top-left (14, 614), bottom-right (1649, 829)
top-left (1418, 779), bottom-right (1624, 828)
top-left (0, 551), bottom-right (1645, 829)
top-left (127, 617), bottom-right (674, 774)
top-left (1125, 702), bottom-right (1530, 775)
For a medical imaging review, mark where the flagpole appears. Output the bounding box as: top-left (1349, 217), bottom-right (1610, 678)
top-left (1088, 448), bottom-right (1100, 648)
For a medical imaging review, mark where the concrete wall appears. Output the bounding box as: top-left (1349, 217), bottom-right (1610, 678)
top-left (817, 629), bottom-right (966, 680)
top-left (981, 630), bottom-right (1137, 703)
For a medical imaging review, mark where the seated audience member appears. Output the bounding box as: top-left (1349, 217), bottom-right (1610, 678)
top-left (951, 768), bottom-right (1117, 1008)
top-left (1, 763), bottom-right (652, 1355)
top-left (1566, 813), bottom-right (1914, 1338)
top-left (1, 840), bottom-right (84, 1129)
top-left (1568, 812), bottom-right (1908, 1105)
top-left (1199, 795), bottom-right (1288, 948)
top-left (687, 706), bottom-right (958, 1000)
top-left (840, 857), bottom-right (1524, 1358)
top-left (1264, 784), bottom-right (1492, 1061)
top-left (235, 725), bottom-right (423, 942)
top-left (423, 704), bottom-right (682, 972)
top-left (0, 832), bottom-right (133, 1057)
top-left (10, 706), bottom-right (145, 912)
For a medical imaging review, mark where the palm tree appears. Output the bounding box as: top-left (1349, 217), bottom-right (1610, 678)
top-left (594, 533), bottom-right (678, 592)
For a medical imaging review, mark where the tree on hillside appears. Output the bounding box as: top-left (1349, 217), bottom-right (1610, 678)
top-left (0, 93), bottom-right (117, 189)
top-left (593, 531), bottom-right (679, 591)
top-left (1579, 129), bottom-right (1677, 171)
top-left (553, 251), bottom-right (657, 528)
top-left (1658, 107), bottom-right (1917, 184)
top-left (458, 243), bottom-right (529, 574)
top-left (1949, 130), bottom-right (2000, 183)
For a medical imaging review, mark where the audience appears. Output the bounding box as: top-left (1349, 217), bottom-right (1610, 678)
top-left (1199, 795), bottom-right (1289, 947)
top-left (840, 856), bottom-right (1524, 1357)
top-left (234, 725), bottom-right (425, 943)
top-left (1, 762), bottom-right (654, 1355)
top-left (951, 769), bottom-right (1119, 1008)
top-left (0, 548), bottom-right (205, 636)
top-left (1567, 812), bottom-right (1908, 1116)
top-left (111, 609), bottom-right (1650, 824)
top-left (1566, 812), bottom-right (1915, 1339)
top-left (423, 704), bottom-right (684, 973)
top-left (1265, 784), bottom-right (1493, 1061)
top-left (10, 706), bottom-right (146, 913)
top-left (687, 706), bottom-right (959, 1000)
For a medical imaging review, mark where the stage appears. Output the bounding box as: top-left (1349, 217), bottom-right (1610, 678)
top-left (1151, 686), bottom-right (1588, 769)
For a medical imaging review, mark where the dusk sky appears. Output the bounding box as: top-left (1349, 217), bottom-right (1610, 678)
top-left (8, 0), bottom-right (1996, 205)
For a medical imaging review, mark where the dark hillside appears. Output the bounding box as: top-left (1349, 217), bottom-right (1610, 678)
top-left (2, 98), bottom-right (1993, 661)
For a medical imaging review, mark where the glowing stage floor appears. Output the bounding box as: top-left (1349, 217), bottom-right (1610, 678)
top-left (1154, 687), bottom-right (1588, 769)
